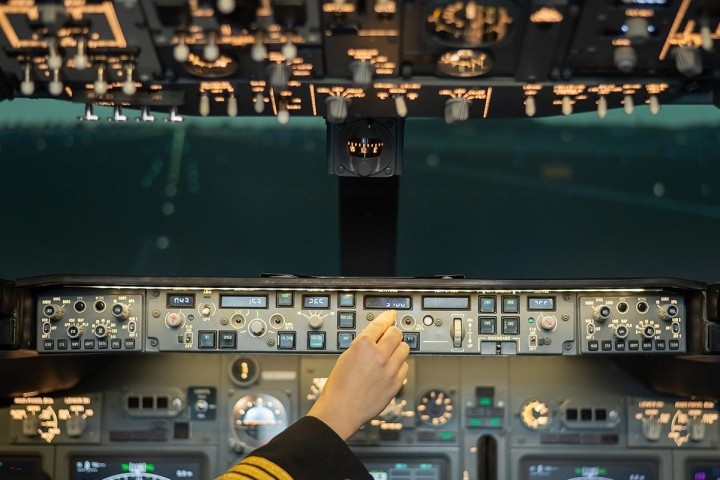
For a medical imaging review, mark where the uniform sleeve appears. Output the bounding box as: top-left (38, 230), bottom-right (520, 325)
top-left (216, 416), bottom-right (373, 480)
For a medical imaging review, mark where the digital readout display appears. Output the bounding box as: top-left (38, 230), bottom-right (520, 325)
top-left (528, 297), bottom-right (555, 311)
top-left (167, 294), bottom-right (195, 308)
top-left (422, 296), bottom-right (470, 310)
top-left (363, 457), bottom-right (446, 480)
top-left (521, 458), bottom-right (658, 480)
top-left (364, 296), bottom-right (412, 310)
top-left (220, 295), bottom-right (268, 309)
top-left (70, 455), bottom-right (204, 480)
top-left (303, 295), bottom-right (330, 309)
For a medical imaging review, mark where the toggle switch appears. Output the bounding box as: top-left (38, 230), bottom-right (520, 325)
top-left (94, 65), bottom-right (108, 95)
top-left (597, 96), bottom-right (607, 118)
top-left (20, 63), bottom-right (34, 96)
top-left (165, 106), bottom-right (184, 123)
top-left (204, 31), bottom-right (220, 62)
top-left (350, 60), bottom-right (374, 88)
top-left (614, 45), bottom-right (637, 73)
top-left (48, 68), bottom-right (63, 96)
top-left (79, 103), bottom-right (100, 121)
top-left (227, 93), bottom-right (238, 117)
top-left (251, 34), bottom-right (267, 62)
top-left (444, 97), bottom-right (471, 124)
top-left (277, 103), bottom-right (290, 124)
top-left (561, 95), bottom-right (572, 116)
top-left (394, 95), bottom-right (408, 118)
top-left (675, 46), bottom-right (702, 76)
top-left (199, 93), bottom-right (211, 117)
top-left (174, 35), bottom-right (190, 63)
top-left (623, 94), bottom-right (634, 115)
top-left (253, 93), bottom-right (265, 113)
top-left (109, 105), bottom-right (128, 122)
top-left (700, 20), bottom-right (713, 52)
top-left (47, 37), bottom-right (63, 70)
top-left (268, 63), bottom-right (291, 91)
top-left (524, 96), bottom-right (536, 117)
top-left (137, 106), bottom-right (155, 122)
top-left (122, 64), bottom-right (137, 95)
top-left (282, 37), bottom-right (297, 60)
top-left (649, 95), bottom-right (660, 115)
top-left (74, 37), bottom-right (89, 70)
top-left (325, 96), bottom-right (350, 123)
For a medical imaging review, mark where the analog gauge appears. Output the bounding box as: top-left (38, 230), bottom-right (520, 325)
top-left (229, 356), bottom-right (260, 387)
top-left (417, 389), bottom-right (454, 426)
top-left (437, 49), bottom-right (492, 77)
top-left (232, 394), bottom-right (288, 447)
top-left (347, 137), bottom-right (384, 158)
top-left (521, 399), bottom-right (551, 430)
top-left (427, 2), bottom-right (512, 47)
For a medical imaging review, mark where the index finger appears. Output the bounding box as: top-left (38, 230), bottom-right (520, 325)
top-left (360, 310), bottom-right (397, 343)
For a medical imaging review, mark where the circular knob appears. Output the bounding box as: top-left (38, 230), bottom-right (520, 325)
top-left (325, 96), bottom-right (350, 124)
top-left (658, 304), bottom-right (678, 321)
top-left (444, 98), bottom-right (471, 124)
top-left (249, 319), bottom-right (266, 336)
top-left (174, 36), bottom-right (190, 63)
top-left (642, 325), bottom-right (656, 339)
top-left (165, 312), bottom-right (185, 328)
top-left (195, 399), bottom-right (209, 413)
top-left (614, 324), bottom-right (629, 339)
top-left (307, 315), bottom-right (324, 330)
top-left (614, 45), bottom-right (637, 73)
top-left (200, 304), bottom-right (212, 317)
top-left (67, 324), bottom-right (83, 339)
top-left (94, 324), bottom-right (108, 338)
top-left (112, 303), bottom-right (129, 320)
top-left (43, 304), bottom-right (64, 321)
top-left (625, 17), bottom-right (649, 40)
top-left (675, 46), bottom-right (702, 76)
top-left (217, 0), bottom-right (236, 14)
top-left (592, 305), bottom-right (612, 321)
top-left (350, 60), bottom-right (374, 88)
top-left (268, 63), bottom-right (291, 91)
top-left (539, 315), bottom-right (557, 331)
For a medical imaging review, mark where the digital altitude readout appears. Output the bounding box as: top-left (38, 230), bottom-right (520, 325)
top-left (167, 294), bottom-right (195, 308)
top-left (364, 296), bottom-right (412, 310)
top-left (220, 295), bottom-right (268, 309)
top-left (303, 295), bottom-right (330, 309)
top-left (528, 297), bottom-right (555, 311)
top-left (422, 296), bottom-right (470, 310)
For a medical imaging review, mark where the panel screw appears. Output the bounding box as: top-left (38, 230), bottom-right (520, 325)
top-left (152, 310), bottom-right (160, 318)
top-left (267, 339), bottom-right (275, 347)
top-left (366, 313), bottom-right (375, 321)
top-left (435, 319), bottom-right (443, 326)
top-left (150, 338), bottom-right (158, 347)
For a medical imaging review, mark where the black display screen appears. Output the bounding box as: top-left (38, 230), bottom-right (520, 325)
top-left (70, 455), bottom-right (204, 480)
top-left (688, 461), bottom-right (720, 479)
top-left (422, 296), bottom-right (470, 310)
top-left (521, 458), bottom-right (658, 480)
top-left (167, 294), bottom-right (195, 308)
top-left (528, 297), bottom-right (555, 311)
top-left (0, 456), bottom-right (45, 480)
top-left (362, 457), bottom-right (447, 480)
top-left (364, 296), bottom-right (412, 310)
top-left (220, 295), bottom-right (268, 309)
top-left (303, 295), bottom-right (330, 309)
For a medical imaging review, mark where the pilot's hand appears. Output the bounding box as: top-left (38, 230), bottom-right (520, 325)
top-left (307, 310), bottom-right (410, 440)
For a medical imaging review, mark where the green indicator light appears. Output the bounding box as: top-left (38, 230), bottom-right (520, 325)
top-left (0, 461), bottom-right (4, 467)
top-left (122, 464), bottom-right (129, 472)
top-left (479, 397), bottom-right (492, 406)
top-left (488, 417), bottom-right (502, 427)
top-left (599, 468), bottom-right (607, 475)
top-left (147, 464), bottom-right (155, 472)
top-left (574, 468), bottom-right (582, 475)
top-left (528, 317), bottom-right (535, 324)
top-left (439, 431), bottom-right (455, 440)
top-left (469, 418), bottom-right (482, 427)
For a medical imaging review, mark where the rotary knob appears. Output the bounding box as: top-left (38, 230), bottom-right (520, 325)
top-left (267, 63), bottom-right (291, 91)
top-left (614, 45), bottom-right (637, 73)
top-left (94, 324), bottom-right (109, 339)
top-left (166, 312), bottom-right (185, 328)
top-left (67, 324), bottom-right (83, 339)
top-left (592, 305), bottom-right (612, 322)
top-left (307, 315), bottom-right (324, 330)
top-left (444, 98), bottom-right (471, 124)
top-left (112, 303), bottom-right (129, 321)
top-left (43, 304), bottom-right (64, 321)
top-left (538, 315), bottom-right (557, 331)
top-left (200, 304), bottom-right (212, 317)
top-left (325, 96), bottom-right (350, 124)
top-left (657, 304), bottom-right (678, 321)
top-left (249, 319), bottom-right (266, 336)
top-left (675, 46), bottom-right (702, 76)
top-left (350, 60), bottom-right (374, 88)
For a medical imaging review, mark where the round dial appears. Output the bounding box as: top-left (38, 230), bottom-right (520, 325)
top-left (427, 2), bottom-right (512, 47)
top-left (232, 394), bottom-right (287, 447)
top-left (417, 389), bottom-right (454, 426)
top-left (521, 399), bottom-right (551, 430)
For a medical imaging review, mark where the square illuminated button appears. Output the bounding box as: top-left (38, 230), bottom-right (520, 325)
top-left (338, 332), bottom-right (354, 350)
top-left (479, 296), bottom-right (496, 313)
top-left (338, 293), bottom-right (355, 308)
top-left (278, 332), bottom-right (296, 350)
top-left (219, 331), bottom-right (237, 349)
top-left (501, 317), bottom-right (519, 335)
top-left (479, 317), bottom-right (496, 334)
top-left (402, 332), bottom-right (420, 351)
top-left (502, 296), bottom-right (520, 313)
top-left (276, 292), bottom-right (294, 307)
top-left (308, 332), bottom-right (326, 350)
top-left (338, 311), bottom-right (356, 329)
top-left (198, 331), bottom-right (216, 349)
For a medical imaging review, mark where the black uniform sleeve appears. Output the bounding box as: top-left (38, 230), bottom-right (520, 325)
top-left (217, 416), bottom-right (373, 480)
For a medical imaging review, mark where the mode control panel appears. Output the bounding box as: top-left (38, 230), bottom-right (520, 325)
top-left (37, 291), bottom-right (143, 353)
top-left (579, 295), bottom-right (686, 354)
top-left (145, 289), bottom-right (579, 355)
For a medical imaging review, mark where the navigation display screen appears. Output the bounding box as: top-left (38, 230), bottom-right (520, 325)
top-left (0, 456), bottom-right (45, 479)
top-left (363, 457), bottom-right (447, 480)
top-left (521, 458), bottom-right (658, 480)
top-left (70, 455), bottom-right (204, 480)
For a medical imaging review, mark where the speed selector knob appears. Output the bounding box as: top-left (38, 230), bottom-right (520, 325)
top-left (350, 60), bottom-right (374, 88)
top-left (112, 303), bottom-right (129, 320)
top-left (657, 304), bottom-right (678, 321)
top-left (43, 304), bottom-right (64, 321)
top-left (444, 98), bottom-right (471, 124)
top-left (166, 312), bottom-right (185, 328)
top-left (249, 319), bottom-right (266, 336)
top-left (325, 96), bottom-right (350, 124)
top-left (308, 315), bottom-right (324, 330)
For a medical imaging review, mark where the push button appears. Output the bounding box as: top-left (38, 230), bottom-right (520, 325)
top-left (479, 296), bottom-right (496, 313)
top-left (198, 331), bottom-right (216, 349)
top-left (502, 296), bottom-right (520, 313)
top-left (43, 339), bottom-right (54, 350)
top-left (124, 338), bottom-right (136, 349)
top-left (219, 331), bottom-right (237, 349)
top-left (338, 293), bottom-right (355, 308)
top-left (338, 332), bottom-right (354, 350)
top-left (669, 340), bottom-right (680, 350)
top-left (338, 311), bottom-right (356, 329)
top-left (402, 332), bottom-right (420, 351)
top-left (278, 332), bottom-right (296, 350)
top-left (308, 332), bottom-right (326, 350)
top-left (628, 340), bottom-right (640, 351)
top-left (276, 292), bottom-right (293, 307)
top-left (601, 340), bottom-right (612, 351)
top-left (479, 317), bottom-right (496, 334)
top-left (588, 340), bottom-right (599, 351)
top-left (501, 317), bottom-right (519, 335)
top-left (111, 339), bottom-right (122, 349)
top-left (57, 339), bottom-right (68, 350)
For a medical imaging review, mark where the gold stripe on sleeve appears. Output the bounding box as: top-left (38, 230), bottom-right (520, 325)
top-left (242, 456), bottom-right (294, 480)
